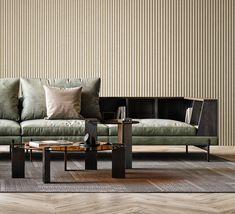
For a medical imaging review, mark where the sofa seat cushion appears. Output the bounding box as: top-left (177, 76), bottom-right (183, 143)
top-left (108, 119), bottom-right (196, 136)
top-left (21, 119), bottom-right (109, 136)
top-left (0, 119), bottom-right (21, 136)
top-left (0, 136), bottom-right (21, 144)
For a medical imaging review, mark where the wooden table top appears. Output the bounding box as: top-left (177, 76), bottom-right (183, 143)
top-left (101, 119), bottom-right (139, 124)
top-left (24, 141), bottom-right (115, 152)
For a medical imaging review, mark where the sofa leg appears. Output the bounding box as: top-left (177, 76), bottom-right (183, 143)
top-left (64, 147), bottom-right (68, 171)
top-left (186, 145), bottom-right (188, 156)
top-left (10, 139), bottom-right (15, 158)
top-left (29, 138), bottom-right (33, 161)
top-left (207, 140), bottom-right (211, 162)
top-left (30, 149), bottom-right (33, 162)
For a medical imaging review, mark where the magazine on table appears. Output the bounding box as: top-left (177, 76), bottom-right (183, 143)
top-left (29, 140), bottom-right (74, 148)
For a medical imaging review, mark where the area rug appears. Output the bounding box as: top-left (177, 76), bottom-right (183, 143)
top-left (1, 152), bottom-right (235, 192)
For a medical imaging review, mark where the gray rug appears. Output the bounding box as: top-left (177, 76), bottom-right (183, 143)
top-left (1, 152), bottom-right (235, 192)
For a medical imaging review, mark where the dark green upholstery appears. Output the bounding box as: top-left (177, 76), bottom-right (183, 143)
top-left (22, 136), bottom-right (108, 143)
top-left (0, 78), bottom-right (20, 121)
top-left (0, 136), bottom-right (21, 145)
top-left (21, 119), bottom-right (109, 136)
top-left (0, 119), bottom-right (21, 136)
top-left (108, 136), bottom-right (218, 145)
top-left (108, 119), bottom-right (196, 136)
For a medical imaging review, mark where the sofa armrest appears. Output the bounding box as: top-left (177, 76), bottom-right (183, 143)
top-left (185, 98), bottom-right (218, 136)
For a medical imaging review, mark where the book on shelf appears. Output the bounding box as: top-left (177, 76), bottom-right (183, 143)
top-left (28, 140), bottom-right (74, 148)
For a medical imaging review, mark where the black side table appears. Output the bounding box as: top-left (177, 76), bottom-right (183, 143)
top-left (102, 119), bottom-right (139, 169)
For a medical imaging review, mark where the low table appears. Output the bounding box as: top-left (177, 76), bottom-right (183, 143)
top-left (11, 118), bottom-right (137, 183)
top-left (11, 142), bottom-right (125, 183)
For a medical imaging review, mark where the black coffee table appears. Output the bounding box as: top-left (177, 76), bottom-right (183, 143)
top-left (11, 119), bottom-right (137, 183)
top-left (11, 142), bottom-right (125, 183)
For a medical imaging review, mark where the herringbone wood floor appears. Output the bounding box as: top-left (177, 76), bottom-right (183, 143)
top-left (1, 193), bottom-right (235, 214)
top-left (1, 146), bottom-right (235, 214)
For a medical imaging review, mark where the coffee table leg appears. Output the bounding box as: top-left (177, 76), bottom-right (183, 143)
top-left (12, 146), bottom-right (25, 178)
top-left (118, 123), bottom-right (132, 169)
top-left (85, 150), bottom-right (97, 170)
top-left (43, 148), bottom-right (50, 183)
top-left (30, 149), bottom-right (33, 162)
top-left (112, 146), bottom-right (125, 178)
top-left (64, 147), bottom-right (67, 171)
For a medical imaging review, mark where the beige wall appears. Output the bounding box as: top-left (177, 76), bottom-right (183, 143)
top-left (0, 0), bottom-right (234, 145)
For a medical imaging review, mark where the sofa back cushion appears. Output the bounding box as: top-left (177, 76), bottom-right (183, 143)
top-left (20, 78), bottom-right (102, 120)
top-left (0, 78), bottom-right (20, 121)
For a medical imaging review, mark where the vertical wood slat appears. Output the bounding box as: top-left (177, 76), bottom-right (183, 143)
top-left (0, 0), bottom-right (234, 146)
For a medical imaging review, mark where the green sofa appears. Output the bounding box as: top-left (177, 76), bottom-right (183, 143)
top-left (0, 78), bottom-right (218, 162)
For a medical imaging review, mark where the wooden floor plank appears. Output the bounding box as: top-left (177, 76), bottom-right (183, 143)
top-left (0, 193), bottom-right (234, 214)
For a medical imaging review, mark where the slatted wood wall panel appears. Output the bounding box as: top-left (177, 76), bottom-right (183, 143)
top-left (0, 0), bottom-right (234, 145)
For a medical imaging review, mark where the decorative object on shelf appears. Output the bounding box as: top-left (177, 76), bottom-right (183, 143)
top-left (80, 119), bottom-right (99, 149)
top-left (117, 106), bottom-right (126, 119)
top-left (185, 107), bottom-right (193, 124)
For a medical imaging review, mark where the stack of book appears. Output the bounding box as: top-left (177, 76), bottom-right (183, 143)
top-left (28, 140), bottom-right (74, 148)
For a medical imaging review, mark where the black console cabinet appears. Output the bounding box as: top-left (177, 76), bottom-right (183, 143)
top-left (100, 97), bottom-right (191, 121)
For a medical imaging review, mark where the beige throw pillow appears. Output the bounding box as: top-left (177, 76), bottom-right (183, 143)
top-left (43, 85), bottom-right (83, 119)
